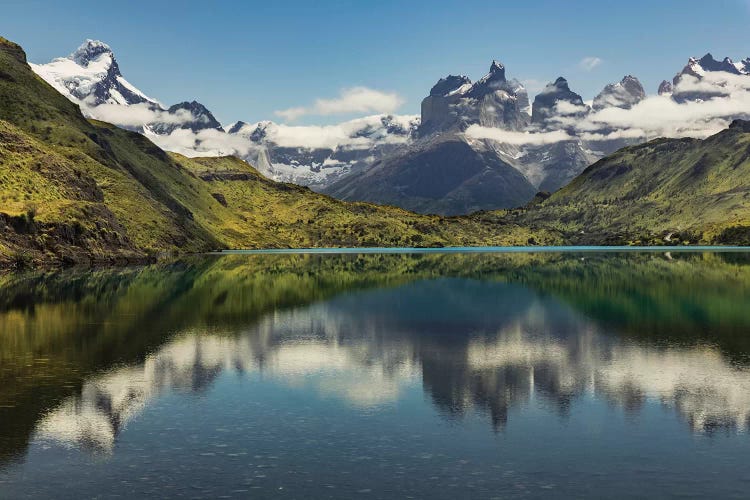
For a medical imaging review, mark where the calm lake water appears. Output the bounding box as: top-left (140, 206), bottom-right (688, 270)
top-left (1, 251), bottom-right (750, 498)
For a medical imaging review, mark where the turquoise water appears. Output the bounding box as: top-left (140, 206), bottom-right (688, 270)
top-left (218, 245), bottom-right (750, 254)
top-left (1, 251), bottom-right (749, 498)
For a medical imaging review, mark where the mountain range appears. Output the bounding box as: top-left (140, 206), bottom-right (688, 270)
top-left (29, 40), bottom-right (750, 215)
top-left (3, 35), bottom-right (750, 266)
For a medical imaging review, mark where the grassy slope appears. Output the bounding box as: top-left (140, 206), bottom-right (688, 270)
top-left (175, 154), bottom-right (547, 249)
top-left (510, 122), bottom-right (750, 244)
top-left (0, 36), bottom-right (555, 266)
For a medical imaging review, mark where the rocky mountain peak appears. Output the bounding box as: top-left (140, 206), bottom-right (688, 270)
top-left (488, 60), bottom-right (506, 79)
top-left (156, 101), bottom-right (224, 134)
top-left (420, 60), bottom-right (529, 135)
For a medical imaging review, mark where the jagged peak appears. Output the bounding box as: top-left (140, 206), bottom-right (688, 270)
top-left (476, 59), bottom-right (507, 84)
top-left (685, 53), bottom-right (742, 75)
top-left (227, 121), bottom-right (248, 134)
top-left (540, 77), bottom-right (571, 94)
top-left (658, 80), bottom-right (673, 95)
top-left (169, 100), bottom-right (210, 113)
top-left (70, 39), bottom-right (114, 66)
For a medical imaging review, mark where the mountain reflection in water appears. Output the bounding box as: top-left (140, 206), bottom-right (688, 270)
top-left (2, 252), bottom-right (750, 467)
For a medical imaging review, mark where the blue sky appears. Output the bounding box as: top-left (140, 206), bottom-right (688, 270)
top-left (3, 0), bottom-right (750, 125)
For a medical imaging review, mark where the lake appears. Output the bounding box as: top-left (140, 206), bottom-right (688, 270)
top-left (1, 250), bottom-right (749, 498)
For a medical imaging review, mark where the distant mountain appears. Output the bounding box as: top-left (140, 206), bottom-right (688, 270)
top-left (324, 135), bottom-right (538, 215)
top-left (227, 114), bottom-right (419, 188)
top-left (669, 53), bottom-right (750, 101)
top-left (419, 60), bottom-right (530, 136)
top-left (149, 101), bottom-right (224, 135)
top-left (592, 75), bottom-right (645, 111)
top-left (531, 77), bottom-right (589, 128)
top-left (325, 63), bottom-right (594, 214)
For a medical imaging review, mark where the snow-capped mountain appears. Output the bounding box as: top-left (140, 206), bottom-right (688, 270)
top-left (30, 39), bottom-right (159, 107)
top-left (32, 40), bottom-right (223, 135)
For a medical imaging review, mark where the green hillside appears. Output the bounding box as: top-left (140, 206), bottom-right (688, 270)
top-left (509, 121), bottom-right (750, 245)
top-left (0, 36), bottom-right (552, 267)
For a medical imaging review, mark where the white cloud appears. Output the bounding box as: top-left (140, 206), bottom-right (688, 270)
top-left (143, 113), bottom-right (419, 163)
top-left (520, 79), bottom-right (546, 94)
top-left (275, 87), bottom-right (404, 122)
top-left (580, 72), bottom-right (750, 139)
top-left (554, 100), bottom-right (590, 115)
top-left (465, 125), bottom-right (575, 145)
top-left (79, 100), bottom-right (184, 128)
top-left (146, 128), bottom-right (256, 158)
top-left (579, 56), bottom-right (603, 72)
top-left (240, 114), bottom-right (418, 150)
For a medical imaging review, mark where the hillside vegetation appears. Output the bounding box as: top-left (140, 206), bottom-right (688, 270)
top-left (508, 121), bottom-right (750, 245)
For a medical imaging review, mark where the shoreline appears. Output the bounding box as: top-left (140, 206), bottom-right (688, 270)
top-left (4, 245), bottom-right (750, 273)
top-left (215, 245), bottom-right (750, 255)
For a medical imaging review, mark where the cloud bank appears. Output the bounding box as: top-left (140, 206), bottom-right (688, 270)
top-left (275, 87), bottom-right (404, 121)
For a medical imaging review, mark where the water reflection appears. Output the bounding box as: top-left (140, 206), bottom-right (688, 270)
top-left (2, 252), bottom-right (750, 466)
